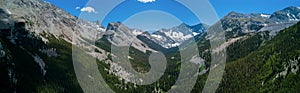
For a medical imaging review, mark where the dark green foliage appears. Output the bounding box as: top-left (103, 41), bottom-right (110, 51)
top-left (226, 32), bottom-right (268, 62)
top-left (37, 35), bottom-right (83, 93)
top-left (217, 22), bottom-right (300, 92)
top-left (191, 22), bottom-right (300, 93)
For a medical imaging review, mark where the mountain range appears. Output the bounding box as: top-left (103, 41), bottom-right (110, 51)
top-left (0, 0), bottom-right (300, 92)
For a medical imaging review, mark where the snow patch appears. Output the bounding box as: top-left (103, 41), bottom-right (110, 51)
top-left (132, 29), bottom-right (143, 36)
top-left (154, 30), bottom-right (196, 48)
top-left (262, 23), bottom-right (268, 26)
top-left (260, 14), bottom-right (270, 18)
top-left (170, 43), bottom-right (180, 47)
top-left (164, 31), bottom-right (193, 41)
top-left (6, 9), bottom-right (12, 15)
top-left (287, 13), bottom-right (291, 18)
top-left (151, 34), bottom-right (162, 40)
top-left (193, 32), bottom-right (199, 36)
top-left (151, 34), bottom-right (162, 39)
top-left (288, 14), bottom-right (299, 21)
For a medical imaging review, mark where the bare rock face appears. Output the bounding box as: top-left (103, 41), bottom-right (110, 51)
top-left (103, 22), bottom-right (155, 52)
top-left (0, 0), bottom-right (104, 43)
top-left (0, 0), bottom-right (109, 60)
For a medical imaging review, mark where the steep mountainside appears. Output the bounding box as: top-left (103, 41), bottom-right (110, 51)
top-left (218, 22), bottom-right (300, 92)
top-left (0, 0), bottom-right (105, 92)
top-left (190, 22), bottom-right (300, 93)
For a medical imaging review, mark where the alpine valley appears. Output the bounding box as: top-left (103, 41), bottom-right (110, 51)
top-left (0, 0), bottom-right (300, 93)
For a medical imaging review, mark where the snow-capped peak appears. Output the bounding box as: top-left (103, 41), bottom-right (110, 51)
top-left (144, 23), bottom-right (208, 48)
top-left (132, 29), bottom-right (144, 36)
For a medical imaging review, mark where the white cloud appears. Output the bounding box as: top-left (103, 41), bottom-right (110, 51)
top-left (75, 7), bottom-right (80, 10)
top-left (137, 0), bottom-right (155, 3)
top-left (80, 7), bottom-right (97, 13)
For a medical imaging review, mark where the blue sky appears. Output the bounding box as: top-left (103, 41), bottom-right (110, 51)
top-left (44, 0), bottom-right (300, 31)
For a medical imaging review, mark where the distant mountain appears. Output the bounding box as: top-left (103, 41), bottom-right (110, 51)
top-left (220, 6), bottom-right (300, 38)
top-left (270, 6), bottom-right (300, 22)
top-left (139, 23), bottom-right (209, 48)
top-left (101, 6), bottom-right (300, 49)
top-left (100, 22), bottom-right (209, 49)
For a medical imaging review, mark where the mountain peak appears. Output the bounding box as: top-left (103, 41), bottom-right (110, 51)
top-left (178, 23), bottom-right (189, 27)
top-left (284, 6), bottom-right (300, 10)
top-left (106, 22), bottom-right (122, 31)
top-left (281, 6), bottom-right (300, 13)
top-left (190, 23), bottom-right (209, 33)
top-left (225, 11), bottom-right (249, 19)
top-left (141, 31), bottom-right (151, 36)
top-left (227, 11), bottom-right (243, 16)
top-left (228, 11), bottom-right (239, 15)
top-left (269, 6), bottom-right (300, 22)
